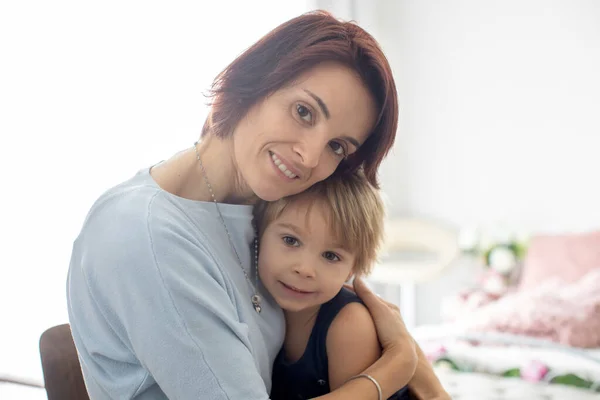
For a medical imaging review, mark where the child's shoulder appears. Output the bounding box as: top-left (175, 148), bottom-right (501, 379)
top-left (331, 286), bottom-right (362, 305)
top-left (319, 287), bottom-right (364, 324)
top-left (323, 287), bottom-right (376, 344)
top-left (326, 288), bottom-right (372, 333)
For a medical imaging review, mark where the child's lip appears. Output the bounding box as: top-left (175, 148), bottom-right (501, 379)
top-left (280, 281), bottom-right (314, 294)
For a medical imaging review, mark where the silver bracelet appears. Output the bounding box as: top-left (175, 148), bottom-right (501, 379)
top-left (346, 373), bottom-right (382, 400)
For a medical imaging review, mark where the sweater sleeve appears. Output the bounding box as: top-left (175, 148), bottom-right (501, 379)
top-left (68, 192), bottom-right (270, 400)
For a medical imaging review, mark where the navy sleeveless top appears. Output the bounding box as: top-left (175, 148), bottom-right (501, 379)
top-left (270, 288), bottom-right (411, 400)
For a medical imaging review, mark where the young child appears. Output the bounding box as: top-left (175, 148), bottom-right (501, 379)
top-left (254, 171), bottom-right (412, 400)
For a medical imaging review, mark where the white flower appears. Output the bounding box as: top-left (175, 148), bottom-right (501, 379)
top-left (488, 246), bottom-right (517, 274)
top-left (435, 360), bottom-right (455, 371)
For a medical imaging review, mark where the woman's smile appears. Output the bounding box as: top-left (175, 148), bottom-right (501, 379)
top-left (269, 151), bottom-right (301, 180)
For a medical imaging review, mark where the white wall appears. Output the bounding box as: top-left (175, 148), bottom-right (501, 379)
top-left (363, 0), bottom-right (600, 234)
top-left (350, 0), bottom-right (600, 325)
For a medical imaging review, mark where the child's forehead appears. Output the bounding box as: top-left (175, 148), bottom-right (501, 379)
top-left (277, 197), bottom-right (330, 226)
top-left (275, 198), bottom-right (351, 248)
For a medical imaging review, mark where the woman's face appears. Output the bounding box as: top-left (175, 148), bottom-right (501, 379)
top-left (232, 62), bottom-right (377, 201)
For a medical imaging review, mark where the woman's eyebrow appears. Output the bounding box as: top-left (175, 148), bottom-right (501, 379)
top-left (303, 89), bottom-right (330, 119)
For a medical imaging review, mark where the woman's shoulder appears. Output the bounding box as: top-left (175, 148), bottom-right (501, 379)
top-left (80, 167), bottom-right (218, 244)
top-left (82, 167), bottom-right (164, 227)
top-left (73, 169), bottom-right (216, 276)
top-left (71, 168), bottom-right (234, 294)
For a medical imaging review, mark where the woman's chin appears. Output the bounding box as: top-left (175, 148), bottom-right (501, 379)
top-left (252, 184), bottom-right (298, 202)
top-left (245, 166), bottom-right (308, 201)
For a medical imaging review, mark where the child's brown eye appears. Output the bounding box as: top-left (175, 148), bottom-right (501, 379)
top-left (323, 251), bottom-right (340, 262)
top-left (296, 104), bottom-right (313, 123)
top-left (282, 236), bottom-right (300, 246)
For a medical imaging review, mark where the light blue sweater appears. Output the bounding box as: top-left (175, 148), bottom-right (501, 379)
top-left (67, 167), bottom-right (285, 399)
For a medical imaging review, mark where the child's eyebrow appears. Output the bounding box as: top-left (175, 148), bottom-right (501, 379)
top-left (274, 222), bottom-right (304, 235)
top-left (322, 236), bottom-right (352, 252)
top-left (329, 242), bottom-right (352, 252)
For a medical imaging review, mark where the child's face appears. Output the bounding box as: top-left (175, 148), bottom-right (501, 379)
top-left (258, 199), bottom-right (357, 313)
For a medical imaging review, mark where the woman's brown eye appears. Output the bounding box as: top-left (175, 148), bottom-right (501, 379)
top-left (329, 141), bottom-right (346, 157)
top-left (296, 104), bottom-right (313, 123)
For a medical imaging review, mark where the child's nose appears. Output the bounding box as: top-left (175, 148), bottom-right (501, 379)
top-left (293, 262), bottom-right (316, 278)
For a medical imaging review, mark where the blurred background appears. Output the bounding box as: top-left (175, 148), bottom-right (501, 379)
top-left (1, 1), bottom-right (599, 398)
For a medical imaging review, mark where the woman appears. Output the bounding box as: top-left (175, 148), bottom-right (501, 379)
top-left (67, 10), bottom-right (446, 400)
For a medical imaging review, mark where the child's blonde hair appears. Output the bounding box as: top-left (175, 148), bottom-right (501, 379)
top-left (254, 171), bottom-right (385, 276)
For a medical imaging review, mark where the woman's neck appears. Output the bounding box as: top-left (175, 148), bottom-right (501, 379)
top-left (150, 135), bottom-right (258, 205)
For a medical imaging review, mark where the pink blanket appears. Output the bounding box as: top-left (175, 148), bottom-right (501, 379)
top-left (456, 268), bottom-right (600, 348)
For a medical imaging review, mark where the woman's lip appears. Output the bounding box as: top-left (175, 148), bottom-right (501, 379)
top-left (269, 151), bottom-right (302, 179)
top-left (270, 156), bottom-right (297, 181)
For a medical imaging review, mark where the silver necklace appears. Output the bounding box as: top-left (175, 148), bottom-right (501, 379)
top-left (193, 142), bottom-right (262, 313)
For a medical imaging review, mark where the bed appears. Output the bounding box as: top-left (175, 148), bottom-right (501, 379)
top-left (377, 224), bottom-right (600, 399)
top-left (436, 367), bottom-right (600, 400)
top-left (413, 325), bottom-right (600, 399)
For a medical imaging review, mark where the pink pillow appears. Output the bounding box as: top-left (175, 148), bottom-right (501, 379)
top-left (459, 268), bottom-right (600, 348)
top-left (518, 230), bottom-right (600, 290)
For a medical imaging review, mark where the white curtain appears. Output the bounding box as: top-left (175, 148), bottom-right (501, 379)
top-left (0, 0), bottom-right (312, 381)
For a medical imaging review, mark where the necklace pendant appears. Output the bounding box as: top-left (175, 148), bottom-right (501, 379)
top-left (251, 294), bottom-right (262, 314)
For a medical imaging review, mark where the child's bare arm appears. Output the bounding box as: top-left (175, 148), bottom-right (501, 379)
top-left (325, 302), bottom-right (415, 392)
top-left (325, 302), bottom-right (449, 398)
top-left (325, 302), bottom-right (382, 390)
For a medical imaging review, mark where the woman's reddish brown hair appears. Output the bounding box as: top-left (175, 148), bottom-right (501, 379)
top-left (202, 10), bottom-right (398, 188)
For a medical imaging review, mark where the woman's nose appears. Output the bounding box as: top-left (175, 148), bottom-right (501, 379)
top-left (292, 135), bottom-right (327, 169)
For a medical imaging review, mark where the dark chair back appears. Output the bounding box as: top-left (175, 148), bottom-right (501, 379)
top-left (39, 324), bottom-right (90, 400)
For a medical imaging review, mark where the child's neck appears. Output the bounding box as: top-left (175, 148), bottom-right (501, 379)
top-left (283, 306), bottom-right (321, 363)
top-left (284, 306), bottom-right (321, 329)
